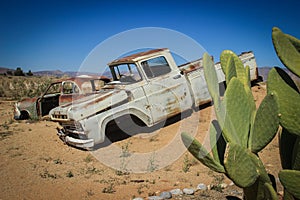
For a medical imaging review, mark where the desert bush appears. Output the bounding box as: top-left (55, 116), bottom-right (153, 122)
top-left (14, 67), bottom-right (25, 76)
top-left (0, 76), bottom-right (56, 100)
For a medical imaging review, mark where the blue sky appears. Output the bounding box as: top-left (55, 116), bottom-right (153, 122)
top-left (1, 0), bottom-right (300, 72)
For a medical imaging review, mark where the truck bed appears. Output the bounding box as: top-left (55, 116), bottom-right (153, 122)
top-left (178, 51), bottom-right (258, 82)
top-left (178, 51), bottom-right (259, 107)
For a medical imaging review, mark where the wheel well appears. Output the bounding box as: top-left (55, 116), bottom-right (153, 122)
top-left (130, 114), bottom-right (147, 126)
top-left (105, 114), bottom-right (147, 139)
top-left (106, 114), bottom-right (146, 130)
top-left (20, 110), bottom-right (30, 120)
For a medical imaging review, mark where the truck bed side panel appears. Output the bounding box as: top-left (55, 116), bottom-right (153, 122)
top-left (179, 51), bottom-right (258, 107)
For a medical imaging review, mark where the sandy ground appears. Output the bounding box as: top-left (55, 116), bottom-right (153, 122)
top-left (0, 85), bottom-right (283, 200)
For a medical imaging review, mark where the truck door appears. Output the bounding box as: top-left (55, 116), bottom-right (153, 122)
top-left (141, 56), bottom-right (193, 123)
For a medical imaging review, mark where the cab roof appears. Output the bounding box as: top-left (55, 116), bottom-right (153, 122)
top-left (108, 48), bottom-right (169, 66)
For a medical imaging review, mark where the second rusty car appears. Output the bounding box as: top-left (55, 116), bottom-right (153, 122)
top-left (14, 75), bottom-right (110, 120)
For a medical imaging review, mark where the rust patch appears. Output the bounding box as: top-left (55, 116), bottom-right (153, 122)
top-left (108, 48), bottom-right (168, 65)
top-left (19, 97), bottom-right (37, 104)
top-left (179, 59), bottom-right (203, 74)
top-left (59, 94), bottom-right (92, 105)
top-left (79, 91), bottom-right (116, 110)
top-left (166, 107), bottom-right (182, 118)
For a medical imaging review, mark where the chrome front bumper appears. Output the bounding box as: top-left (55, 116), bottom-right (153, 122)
top-left (57, 127), bottom-right (94, 149)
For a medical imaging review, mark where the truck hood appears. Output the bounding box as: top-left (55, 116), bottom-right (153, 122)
top-left (50, 89), bottom-right (131, 121)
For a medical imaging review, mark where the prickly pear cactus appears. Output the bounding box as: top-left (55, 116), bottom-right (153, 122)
top-left (272, 27), bottom-right (300, 200)
top-left (182, 50), bottom-right (280, 200)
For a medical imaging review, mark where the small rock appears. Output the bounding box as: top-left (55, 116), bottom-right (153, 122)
top-left (229, 182), bottom-right (234, 186)
top-left (170, 189), bottom-right (183, 195)
top-left (133, 198), bottom-right (144, 200)
top-left (174, 181), bottom-right (180, 186)
top-left (197, 183), bottom-right (207, 190)
top-left (220, 183), bottom-right (228, 189)
top-left (207, 184), bottom-right (212, 190)
top-left (231, 189), bottom-right (243, 196)
top-left (148, 196), bottom-right (163, 200)
top-left (183, 188), bottom-right (195, 195)
top-left (159, 191), bottom-right (172, 199)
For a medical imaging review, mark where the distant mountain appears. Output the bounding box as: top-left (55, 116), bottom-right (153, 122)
top-left (0, 67), bottom-right (15, 74)
top-left (258, 66), bottom-right (299, 83)
top-left (33, 70), bottom-right (64, 76)
top-left (258, 67), bottom-right (272, 81)
top-left (63, 71), bottom-right (104, 77)
top-left (30, 70), bottom-right (103, 77)
top-left (0, 67), bottom-right (104, 77)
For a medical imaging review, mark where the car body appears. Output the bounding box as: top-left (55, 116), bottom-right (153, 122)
top-left (14, 75), bottom-right (110, 120)
top-left (50, 48), bottom-right (259, 149)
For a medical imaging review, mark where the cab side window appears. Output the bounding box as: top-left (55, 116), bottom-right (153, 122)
top-left (141, 56), bottom-right (171, 78)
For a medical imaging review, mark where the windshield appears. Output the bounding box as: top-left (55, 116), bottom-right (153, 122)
top-left (110, 63), bottom-right (142, 84)
top-left (45, 82), bottom-right (61, 95)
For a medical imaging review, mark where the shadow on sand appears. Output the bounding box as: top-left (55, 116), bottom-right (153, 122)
top-left (93, 102), bottom-right (212, 150)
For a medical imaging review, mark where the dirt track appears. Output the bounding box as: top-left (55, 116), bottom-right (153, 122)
top-left (0, 85), bottom-right (283, 199)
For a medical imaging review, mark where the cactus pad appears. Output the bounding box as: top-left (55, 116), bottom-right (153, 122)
top-left (279, 128), bottom-right (298, 169)
top-left (203, 53), bottom-right (220, 104)
top-left (181, 132), bottom-right (225, 173)
top-left (250, 93), bottom-right (279, 153)
top-left (223, 77), bottom-right (252, 147)
top-left (279, 169), bottom-right (300, 199)
top-left (267, 67), bottom-right (300, 136)
top-left (220, 50), bottom-right (248, 86)
top-left (272, 27), bottom-right (300, 77)
top-left (210, 120), bottom-right (226, 166)
top-left (224, 143), bottom-right (259, 188)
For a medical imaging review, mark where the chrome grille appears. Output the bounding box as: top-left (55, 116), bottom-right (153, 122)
top-left (52, 114), bottom-right (68, 119)
top-left (61, 121), bottom-right (83, 132)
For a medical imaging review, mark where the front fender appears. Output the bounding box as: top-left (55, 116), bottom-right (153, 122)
top-left (15, 98), bottom-right (38, 119)
top-left (81, 106), bottom-right (152, 145)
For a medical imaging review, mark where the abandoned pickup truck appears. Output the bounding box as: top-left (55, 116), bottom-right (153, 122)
top-left (14, 76), bottom-right (109, 120)
top-left (50, 48), bottom-right (259, 148)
